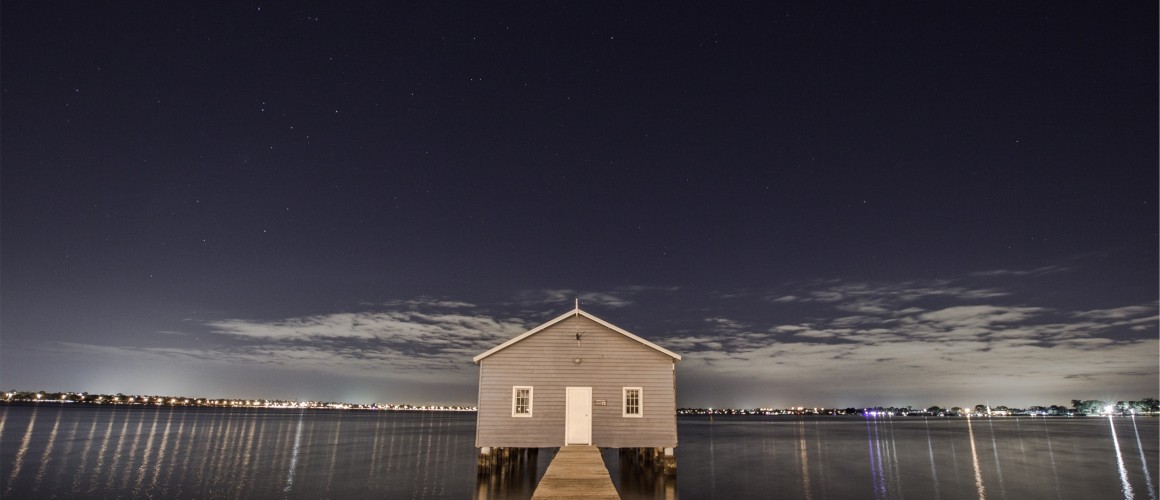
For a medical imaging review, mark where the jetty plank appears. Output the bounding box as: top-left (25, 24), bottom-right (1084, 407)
top-left (532, 446), bottom-right (620, 499)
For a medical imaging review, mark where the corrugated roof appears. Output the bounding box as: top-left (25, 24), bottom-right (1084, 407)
top-left (472, 307), bottom-right (682, 363)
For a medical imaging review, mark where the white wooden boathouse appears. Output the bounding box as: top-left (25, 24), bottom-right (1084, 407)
top-left (473, 305), bottom-right (681, 464)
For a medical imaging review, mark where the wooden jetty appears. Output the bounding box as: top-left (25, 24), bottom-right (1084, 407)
top-left (531, 446), bottom-right (620, 499)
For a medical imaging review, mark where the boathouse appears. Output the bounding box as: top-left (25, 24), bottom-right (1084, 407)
top-left (473, 305), bottom-right (681, 455)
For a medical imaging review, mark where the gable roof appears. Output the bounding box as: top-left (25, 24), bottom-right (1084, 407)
top-left (472, 307), bottom-right (682, 363)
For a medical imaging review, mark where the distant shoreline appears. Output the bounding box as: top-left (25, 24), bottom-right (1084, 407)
top-left (4, 401), bottom-right (1156, 418)
top-left (5, 390), bottom-right (1156, 417)
top-left (0, 399), bottom-right (474, 412)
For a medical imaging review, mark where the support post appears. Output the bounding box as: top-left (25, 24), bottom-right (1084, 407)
top-left (477, 447), bottom-right (494, 471)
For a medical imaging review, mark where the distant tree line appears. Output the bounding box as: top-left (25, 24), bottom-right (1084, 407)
top-left (681, 398), bottom-right (1160, 417)
top-left (1, 390), bottom-right (476, 411)
top-left (1070, 398), bottom-right (1159, 416)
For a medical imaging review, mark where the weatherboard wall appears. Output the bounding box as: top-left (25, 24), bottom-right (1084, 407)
top-left (475, 314), bottom-right (678, 449)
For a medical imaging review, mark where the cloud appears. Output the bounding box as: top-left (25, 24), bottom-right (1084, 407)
top-left (1073, 303), bottom-right (1158, 320)
top-left (515, 288), bottom-right (635, 308)
top-left (27, 281), bottom-right (1156, 407)
top-left (970, 265), bottom-right (1070, 277)
top-left (381, 297), bottom-right (477, 309)
top-left (917, 305), bottom-right (1046, 328)
top-left (52, 304), bottom-right (536, 385)
top-left (704, 317), bottom-right (747, 332)
top-left (765, 279), bottom-right (1009, 307)
top-left (667, 278), bottom-right (1158, 405)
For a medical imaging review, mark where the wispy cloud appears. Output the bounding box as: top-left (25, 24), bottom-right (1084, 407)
top-left (672, 278), bottom-right (1158, 405)
top-left (381, 297), bottom-right (477, 309)
top-left (765, 279), bottom-right (1009, 306)
top-left (970, 265), bottom-right (1070, 277)
top-left (513, 285), bottom-right (676, 309)
top-left (32, 278), bottom-right (1157, 407)
top-left (53, 305), bottom-right (533, 384)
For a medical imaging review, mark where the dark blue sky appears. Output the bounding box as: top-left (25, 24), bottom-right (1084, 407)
top-left (2, 2), bottom-right (1156, 407)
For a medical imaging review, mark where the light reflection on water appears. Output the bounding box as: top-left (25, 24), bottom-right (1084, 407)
top-left (1131, 416), bottom-right (1157, 500)
top-left (966, 415), bottom-right (986, 499)
top-left (924, 418), bottom-right (941, 500)
top-left (1, 407), bottom-right (1158, 499)
top-left (1109, 415), bottom-right (1135, 499)
top-left (32, 408), bottom-right (63, 493)
top-left (4, 406), bottom-right (37, 496)
top-left (1, 405), bottom-right (482, 499)
top-left (985, 417), bottom-right (1007, 499)
top-left (668, 415), bottom-right (1159, 500)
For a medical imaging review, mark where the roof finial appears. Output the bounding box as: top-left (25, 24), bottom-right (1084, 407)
top-left (574, 297), bottom-right (579, 313)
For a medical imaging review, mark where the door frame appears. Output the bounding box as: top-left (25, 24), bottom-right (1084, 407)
top-left (564, 386), bottom-right (592, 445)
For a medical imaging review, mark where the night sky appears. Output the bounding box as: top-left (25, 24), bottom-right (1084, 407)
top-left (2, 2), bottom-right (1156, 408)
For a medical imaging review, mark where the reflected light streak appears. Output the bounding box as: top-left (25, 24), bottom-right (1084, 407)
top-left (799, 421), bottom-right (812, 499)
top-left (1014, 418), bottom-right (1027, 466)
top-left (193, 412), bottom-right (219, 489)
top-left (54, 418), bottom-right (83, 496)
top-left (386, 415), bottom-right (399, 488)
top-left (32, 408), bottom-right (63, 492)
top-left (708, 418), bottom-right (716, 497)
top-left (925, 418), bottom-right (941, 500)
top-left (235, 414), bottom-right (261, 499)
top-left (1108, 416), bottom-right (1135, 500)
top-left (949, 442), bottom-right (960, 490)
top-left (421, 415), bottom-right (433, 498)
top-left (326, 414), bottom-right (343, 492)
top-left (5, 407), bottom-right (39, 496)
top-left (867, 418), bottom-right (884, 500)
top-left (966, 416), bottom-right (986, 500)
top-left (814, 419), bottom-right (828, 498)
top-left (272, 418), bottom-right (293, 486)
top-left (1129, 416), bottom-right (1156, 500)
top-left (887, 418), bottom-right (903, 498)
top-left (88, 411), bottom-right (117, 493)
top-left (1040, 417), bottom-right (1061, 499)
top-left (119, 415), bottom-right (145, 489)
top-left (147, 409), bottom-right (175, 494)
top-left (72, 418), bottom-right (100, 494)
top-left (369, 417), bottom-right (384, 481)
top-left (986, 418), bottom-right (1006, 500)
top-left (210, 412), bottom-right (236, 490)
top-left (104, 413), bottom-right (131, 490)
top-left (177, 412), bottom-right (199, 496)
top-left (229, 414), bottom-right (256, 498)
top-left (133, 409), bottom-right (162, 494)
top-left (284, 411), bottom-right (305, 493)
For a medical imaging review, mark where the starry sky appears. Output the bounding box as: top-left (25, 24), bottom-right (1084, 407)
top-left (2, 2), bottom-right (1156, 408)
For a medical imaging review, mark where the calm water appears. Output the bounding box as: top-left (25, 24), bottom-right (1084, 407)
top-left (647, 415), bottom-right (1159, 500)
top-left (2, 405), bottom-right (1156, 499)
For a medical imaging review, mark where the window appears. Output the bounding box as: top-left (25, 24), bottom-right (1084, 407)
top-left (512, 386), bottom-right (533, 417)
top-left (623, 387), bottom-right (642, 417)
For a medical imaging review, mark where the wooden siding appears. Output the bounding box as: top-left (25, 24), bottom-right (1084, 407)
top-left (476, 314), bottom-right (677, 448)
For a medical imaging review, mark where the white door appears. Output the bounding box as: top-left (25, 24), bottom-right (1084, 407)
top-left (565, 387), bottom-right (592, 445)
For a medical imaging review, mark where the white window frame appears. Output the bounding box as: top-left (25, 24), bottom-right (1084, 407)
top-left (512, 386), bottom-right (533, 417)
top-left (623, 387), bottom-right (643, 418)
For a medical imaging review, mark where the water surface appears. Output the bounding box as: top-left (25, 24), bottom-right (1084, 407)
top-left (2, 405), bottom-right (1156, 499)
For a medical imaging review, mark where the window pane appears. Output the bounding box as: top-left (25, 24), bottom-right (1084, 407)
top-left (514, 387), bottom-right (531, 415)
top-left (624, 388), bottom-right (641, 416)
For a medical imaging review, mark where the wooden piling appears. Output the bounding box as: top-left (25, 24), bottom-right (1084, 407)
top-left (618, 447), bottom-right (676, 475)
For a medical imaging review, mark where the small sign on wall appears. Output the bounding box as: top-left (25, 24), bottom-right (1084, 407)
top-left (594, 400), bottom-right (607, 406)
